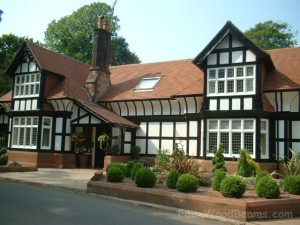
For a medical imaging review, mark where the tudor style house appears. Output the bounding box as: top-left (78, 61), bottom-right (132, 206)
top-left (0, 19), bottom-right (299, 170)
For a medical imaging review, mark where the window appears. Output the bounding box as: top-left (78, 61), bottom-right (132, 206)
top-left (207, 66), bottom-right (255, 96)
top-left (41, 117), bottom-right (52, 149)
top-left (14, 73), bottom-right (40, 97)
top-left (260, 119), bottom-right (269, 159)
top-left (12, 117), bottom-right (38, 148)
top-left (135, 77), bottom-right (160, 91)
top-left (207, 119), bottom-right (255, 157)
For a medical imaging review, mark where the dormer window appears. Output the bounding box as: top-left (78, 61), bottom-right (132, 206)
top-left (135, 77), bottom-right (160, 91)
top-left (14, 73), bottom-right (40, 98)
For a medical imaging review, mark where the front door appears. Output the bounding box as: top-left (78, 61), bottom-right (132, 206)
top-left (94, 126), bottom-right (110, 168)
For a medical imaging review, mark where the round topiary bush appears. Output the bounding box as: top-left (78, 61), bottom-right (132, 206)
top-left (125, 160), bottom-right (135, 177)
top-left (220, 176), bottom-right (246, 198)
top-left (166, 170), bottom-right (180, 189)
top-left (106, 167), bottom-right (124, 183)
top-left (212, 169), bottom-right (227, 192)
top-left (106, 163), bottom-right (126, 175)
top-left (134, 167), bottom-right (157, 188)
top-left (255, 176), bottom-right (280, 199)
top-left (255, 170), bottom-right (269, 187)
top-left (176, 174), bottom-right (198, 193)
top-left (131, 163), bottom-right (143, 180)
top-left (0, 147), bottom-right (7, 155)
top-left (284, 175), bottom-right (300, 195)
top-left (0, 155), bottom-right (8, 165)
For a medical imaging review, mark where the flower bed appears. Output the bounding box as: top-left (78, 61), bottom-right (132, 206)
top-left (87, 176), bottom-right (300, 222)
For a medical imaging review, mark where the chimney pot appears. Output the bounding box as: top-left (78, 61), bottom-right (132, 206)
top-left (98, 15), bottom-right (104, 29)
top-left (103, 21), bottom-right (110, 31)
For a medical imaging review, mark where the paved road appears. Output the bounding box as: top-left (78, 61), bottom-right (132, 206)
top-left (0, 180), bottom-right (229, 225)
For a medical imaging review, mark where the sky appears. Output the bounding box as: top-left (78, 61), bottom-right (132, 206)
top-left (1, 0), bottom-right (299, 63)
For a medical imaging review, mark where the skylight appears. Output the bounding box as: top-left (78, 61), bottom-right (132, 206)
top-left (135, 77), bottom-right (161, 91)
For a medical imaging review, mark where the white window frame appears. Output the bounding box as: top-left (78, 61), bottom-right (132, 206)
top-left (207, 65), bottom-right (255, 96)
top-left (260, 119), bottom-right (269, 159)
top-left (12, 117), bottom-right (38, 149)
top-left (134, 77), bottom-right (161, 92)
top-left (207, 119), bottom-right (256, 158)
top-left (41, 117), bottom-right (52, 150)
top-left (14, 73), bottom-right (41, 98)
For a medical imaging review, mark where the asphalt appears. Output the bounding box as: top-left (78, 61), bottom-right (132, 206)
top-left (0, 168), bottom-right (299, 225)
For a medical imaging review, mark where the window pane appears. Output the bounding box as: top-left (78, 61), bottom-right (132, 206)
top-left (232, 133), bottom-right (241, 154)
top-left (33, 117), bottom-right (38, 125)
top-left (244, 120), bottom-right (254, 129)
top-left (246, 79), bottom-right (253, 92)
top-left (209, 121), bottom-right (218, 129)
top-left (208, 133), bottom-right (217, 153)
top-left (32, 128), bottom-right (37, 146)
top-left (19, 128), bottom-right (24, 145)
top-left (43, 118), bottom-right (51, 126)
top-left (232, 121), bottom-right (241, 129)
top-left (246, 67), bottom-right (254, 76)
top-left (21, 118), bottom-right (25, 125)
top-left (209, 70), bottom-right (216, 79)
top-left (136, 78), bottom-right (160, 90)
top-left (227, 68), bottom-right (234, 78)
top-left (261, 121), bottom-right (266, 130)
top-left (209, 81), bottom-right (216, 94)
top-left (220, 120), bottom-right (229, 129)
top-left (35, 84), bottom-right (40, 95)
top-left (25, 128), bottom-right (31, 145)
top-left (237, 68), bottom-right (244, 77)
top-left (218, 69), bottom-right (225, 78)
top-left (244, 133), bottom-right (253, 154)
top-left (30, 84), bottom-right (34, 95)
top-left (227, 80), bottom-right (234, 93)
top-left (218, 81), bottom-right (225, 93)
top-left (220, 133), bottom-right (229, 154)
top-left (27, 117), bottom-right (31, 125)
top-left (260, 133), bottom-right (267, 156)
top-left (237, 80), bottom-right (243, 92)
top-left (13, 128), bottom-right (18, 145)
top-left (42, 128), bottom-right (50, 147)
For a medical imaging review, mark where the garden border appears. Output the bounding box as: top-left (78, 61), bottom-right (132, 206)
top-left (87, 180), bottom-right (300, 222)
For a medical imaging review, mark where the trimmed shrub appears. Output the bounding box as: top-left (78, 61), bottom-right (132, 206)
top-left (131, 146), bottom-right (141, 161)
top-left (237, 149), bottom-right (256, 177)
top-left (125, 160), bottom-right (135, 177)
top-left (211, 144), bottom-right (227, 173)
top-left (131, 163), bottom-right (143, 180)
top-left (106, 167), bottom-right (124, 183)
top-left (284, 175), bottom-right (300, 195)
top-left (212, 170), bottom-right (227, 192)
top-left (134, 167), bottom-right (157, 188)
top-left (106, 163), bottom-right (126, 174)
top-left (220, 176), bottom-right (246, 198)
top-left (0, 155), bottom-right (8, 166)
top-left (256, 176), bottom-right (280, 199)
top-left (0, 147), bottom-right (7, 155)
top-left (255, 170), bottom-right (269, 187)
top-left (166, 170), bottom-right (180, 189)
top-left (176, 174), bottom-right (198, 193)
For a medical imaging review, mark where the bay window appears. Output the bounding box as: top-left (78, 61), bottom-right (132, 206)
top-left (12, 117), bottom-right (38, 148)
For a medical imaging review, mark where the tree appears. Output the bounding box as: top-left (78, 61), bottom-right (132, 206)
top-left (0, 34), bottom-right (33, 96)
top-left (245, 20), bottom-right (298, 50)
top-left (44, 2), bottom-right (140, 65)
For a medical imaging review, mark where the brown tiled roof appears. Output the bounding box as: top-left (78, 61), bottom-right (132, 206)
top-left (264, 47), bottom-right (300, 91)
top-left (78, 100), bottom-right (138, 128)
top-left (26, 42), bottom-right (90, 101)
top-left (100, 59), bottom-right (203, 101)
top-left (262, 94), bottom-right (275, 112)
top-left (0, 91), bottom-right (12, 102)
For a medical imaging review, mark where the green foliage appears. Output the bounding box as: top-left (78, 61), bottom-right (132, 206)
top-left (106, 163), bottom-right (126, 175)
top-left (211, 144), bottom-right (227, 173)
top-left (0, 155), bottom-right (8, 165)
top-left (245, 20), bottom-right (298, 50)
top-left (0, 147), bottom-right (7, 155)
top-left (98, 132), bottom-right (110, 154)
top-left (212, 170), bottom-right (227, 192)
top-left (130, 146), bottom-right (141, 161)
top-left (237, 149), bottom-right (258, 177)
top-left (154, 149), bottom-right (171, 172)
top-left (134, 167), bottom-right (156, 188)
top-left (131, 163), bottom-right (143, 180)
top-left (255, 170), bottom-right (269, 187)
top-left (279, 149), bottom-right (300, 177)
top-left (220, 176), bottom-right (246, 198)
top-left (255, 176), bottom-right (280, 199)
top-left (176, 174), bottom-right (198, 193)
top-left (44, 2), bottom-right (140, 66)
top-left (125, 160), bottom-right (135, 177)
top-left (284, 175), bottom-right (300, 195)
top-left (106, 167), bottom-right (124, 183)
top-left (166, 170), bottom-right (180, 189)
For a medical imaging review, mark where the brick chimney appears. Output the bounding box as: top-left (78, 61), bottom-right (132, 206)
top-left (85, 16), bottom-right (112, 102)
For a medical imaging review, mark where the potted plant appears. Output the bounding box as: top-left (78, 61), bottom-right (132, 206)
top-left (98, 132), bottom-right (110, 155)
top-left (71, 131), bottom-right (91, 167)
